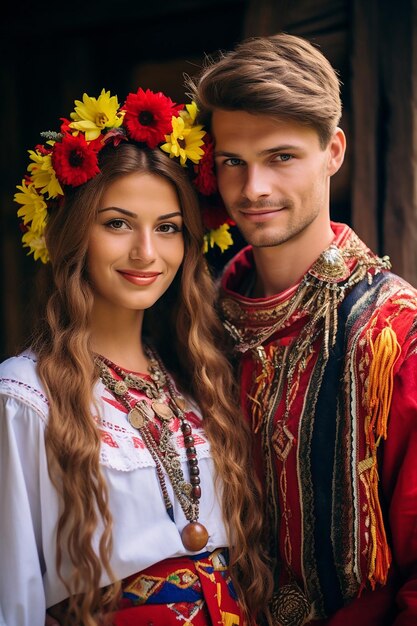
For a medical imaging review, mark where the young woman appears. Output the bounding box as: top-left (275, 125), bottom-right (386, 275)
top-left (0, 88), bottom-right (272, 626)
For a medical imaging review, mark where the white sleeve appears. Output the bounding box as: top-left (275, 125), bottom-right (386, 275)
top-left (0, 603), bottom-right (7, 626)
top-left (0, 394), bottom-right (47, 626)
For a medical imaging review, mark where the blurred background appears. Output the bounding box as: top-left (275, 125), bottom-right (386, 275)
top-left (1, 0), bottom-right (416, 360)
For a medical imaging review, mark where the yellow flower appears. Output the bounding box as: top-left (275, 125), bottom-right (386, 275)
top-left (27, 149), bottom-right (63, 199)
top-left (69, 89), bottom-right (125, 141)
top-left (161, 115), bottom-right (205, 166)
top-left (22, 227), bottom-right (49, 263)
top-left (180, 101), bottom-right (198, 127)
top-left (14, 180), bottom-right (48, 234)
top-left (204, 224), bottom-right (234, 253)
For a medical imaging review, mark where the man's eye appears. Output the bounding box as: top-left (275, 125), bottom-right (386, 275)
top-left (224, 158), bottom-right (243, 166)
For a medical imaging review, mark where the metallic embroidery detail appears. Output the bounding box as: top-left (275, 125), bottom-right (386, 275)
top-left (219, 232), bottom-right (391, 355)
top-left (269, 582), bottom-right (311, 626)
top-left (272, 421), bottom-right (295, 462)
top-left (124, 574), bottom-right (165, 604)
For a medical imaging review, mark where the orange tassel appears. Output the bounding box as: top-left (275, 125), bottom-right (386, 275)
top-left (365, 325), bottom-right (401, 586)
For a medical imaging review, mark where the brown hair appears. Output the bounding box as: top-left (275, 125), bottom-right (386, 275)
top-left (187, 32), bottom-right (342, 147)
top-left (30, 143), bottom-right (272, 624)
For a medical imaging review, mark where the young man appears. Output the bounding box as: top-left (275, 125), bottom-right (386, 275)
top-left (189, 34), bottom-right (417, 625)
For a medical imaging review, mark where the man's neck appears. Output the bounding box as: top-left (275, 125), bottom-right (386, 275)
top-left (251, 224), bottom-right (335, 297)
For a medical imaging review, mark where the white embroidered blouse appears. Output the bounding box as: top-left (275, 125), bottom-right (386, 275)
top-left (0, 351), bottom-right (228, 626)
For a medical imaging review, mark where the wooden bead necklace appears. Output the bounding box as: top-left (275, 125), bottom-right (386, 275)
top-left (95, 346), bottom-right (209, 552)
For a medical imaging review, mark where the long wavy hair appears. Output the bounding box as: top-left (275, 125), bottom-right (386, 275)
top-left (30, 143), bottom-right (272, 624)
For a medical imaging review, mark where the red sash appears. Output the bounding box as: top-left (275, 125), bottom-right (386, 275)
top-left (110, 549), bottom-right (246, 625)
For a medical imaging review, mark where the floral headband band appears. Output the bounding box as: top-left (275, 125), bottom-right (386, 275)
top-left (14, 87), bottom-right (234, 263)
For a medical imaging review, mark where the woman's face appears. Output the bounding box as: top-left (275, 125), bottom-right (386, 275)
top-left (87, 171), bottom-right (184, 319)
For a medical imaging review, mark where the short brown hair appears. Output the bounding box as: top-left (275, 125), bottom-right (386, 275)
top-left (188, 33), bottom-right (342, 148)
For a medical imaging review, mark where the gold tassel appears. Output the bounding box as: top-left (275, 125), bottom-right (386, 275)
top-left (365, 324), bottom-right (401, 586)
top-left (217, 581), bottom-right (240, 625)
top-left (249, 345), bottom-right (278, 433)
top-left (221, 611), bottom-right (240, 626)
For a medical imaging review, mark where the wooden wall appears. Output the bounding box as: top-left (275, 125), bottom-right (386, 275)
top-left (351, 0), bottom-right (417, 282)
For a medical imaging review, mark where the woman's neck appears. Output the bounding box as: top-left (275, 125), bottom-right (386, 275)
top-left (89, 305), bottom-right (149, 372)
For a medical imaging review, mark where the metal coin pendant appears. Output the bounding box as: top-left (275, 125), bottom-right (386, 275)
top-left (128, 400), bottom-right (153, 429)
top-left (129, 408), bottom-right (145, 429)
top-left (151, 400), bottom-right (174, 421)
top-left (181, 521), bottom-right (209, 551)
top-left (174, 395), bottom-right (187, 411)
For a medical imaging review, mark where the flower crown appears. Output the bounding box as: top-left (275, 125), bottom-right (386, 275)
top-left (14, 88), bottom-right (234, 263)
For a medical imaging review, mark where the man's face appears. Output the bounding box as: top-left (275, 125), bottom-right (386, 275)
top-left (212, 110), bottom-right (344, 248)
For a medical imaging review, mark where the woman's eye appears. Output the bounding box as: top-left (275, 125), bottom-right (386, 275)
top-left (157, 223), bottom-right (182, 233)
top-left (106, 219), bottom-right (128, 230)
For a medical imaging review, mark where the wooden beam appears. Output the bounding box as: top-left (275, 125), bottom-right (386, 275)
top-left (351, 0), bottom-right (379, 252)
top-left (379, 0), bottom-right (417, 286)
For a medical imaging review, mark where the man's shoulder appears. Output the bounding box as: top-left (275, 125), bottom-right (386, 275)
top-left (350, 269), bottom-right (417, 304)
top-left (381, 269), bottom-right (417, 290)
top-left (344, 271), bottom-right (417, 352)
top-left (373, 270), bottom-right (417, 306)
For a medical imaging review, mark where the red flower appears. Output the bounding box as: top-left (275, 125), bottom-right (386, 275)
top-left (59, 118), bottom-right (72, 135)
top-left (52, 133), bottom-right (100, 187)
top-left (122, 88), bottom-right (182, 148)
top-left (102, 127), bottom-right (128, 147)
top-left (34, 143), bottom-right (52, 156)
top-left (193, 134), bottom-right (217, 196)
top-left (200, 195), bottom-right (234, 230)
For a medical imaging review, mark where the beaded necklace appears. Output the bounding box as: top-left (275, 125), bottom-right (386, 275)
top-left (95, 346), bottom-right (209, 552)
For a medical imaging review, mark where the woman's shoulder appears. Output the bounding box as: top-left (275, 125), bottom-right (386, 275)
top-left (0, 350), bottom-right (48, 415)
top-left (0, 349), bottom-right (39, 381)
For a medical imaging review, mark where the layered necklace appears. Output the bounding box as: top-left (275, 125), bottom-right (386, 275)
top-left (95, 346), bottom-right (209, 552)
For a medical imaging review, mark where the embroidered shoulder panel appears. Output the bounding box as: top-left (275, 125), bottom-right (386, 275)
top-left (0, 352), bottom-right (49, 423)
